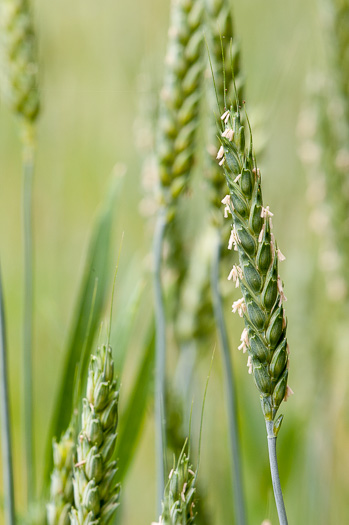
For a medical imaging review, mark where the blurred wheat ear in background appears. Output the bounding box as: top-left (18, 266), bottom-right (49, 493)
top-left (155, 443), bottom-right (197, 525)
top-left (154, 0), bottom-right (204, 513)
top-left (46, 425), bottom-right (75, 525)
top-left (0, 0), bottom-right (40, 515)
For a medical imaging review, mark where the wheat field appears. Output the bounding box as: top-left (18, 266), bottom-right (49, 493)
top-left (1, 0), bottom-right (348, 524)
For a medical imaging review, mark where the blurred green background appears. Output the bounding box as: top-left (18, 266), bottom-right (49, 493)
top-left (1, 0), bottom-right (348, 523)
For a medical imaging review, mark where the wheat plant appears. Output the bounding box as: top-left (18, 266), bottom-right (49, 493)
top-left (154, 0), bottom-right (204, 511)
top-left (153, 445), bottom-right (197, 525)
top-left (70, 344), bottom-right (120, 524)
top-left (298, 0), bottom-right (349, 302)
top-left (0, 0), bottom-right (40, 508)
top-left (47, 425), bottom-right (75, 525)
top-left (217, 98), bottom-right (292, 524)
top-left (158, 0), bottom-right (204, 219)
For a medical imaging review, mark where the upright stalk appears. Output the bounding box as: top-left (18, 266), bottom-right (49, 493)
top-left (0, 266), bottom-right (16, 525)
top-left (22, 126), bottom-right (35, 504)
top-left (266, 420), bottom-right (288, 525)
top-left (153, 209), bottom-right (167, 516)
top-left (211, 234), bottom-right (246, 525)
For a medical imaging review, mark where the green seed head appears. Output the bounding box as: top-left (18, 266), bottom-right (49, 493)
top-left (0, 0), bottom-right (40, 121)
top-left (71, 345), bottom-right (120, 523)
top-left (158, 0), bottom-right (204, 221)
top-left (218, 103), bottom-right (292, 423)
top-left (160, 446), bottom-right (197, 525)
top-left (47, 426), bottom-right (75, 525)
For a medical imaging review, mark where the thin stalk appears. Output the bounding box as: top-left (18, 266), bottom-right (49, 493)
top-left (266, 420), bottom-right (288, 525)
top-left (0, 266), bottom-right (16, 525)
top-left (22, 128), bottom-right (35, 505)
top-left (153, 209), bottom-right (167, 516)
top-left (211, 234), bottom-right (246, 525)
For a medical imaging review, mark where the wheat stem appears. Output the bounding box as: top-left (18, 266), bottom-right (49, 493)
top-left (153, 209), bottom-right (167, 515)
top-left (0, 266), bottom-right (16, 525)
top-left (266, 420), bottom-right (288, 525)
top-left (22, 125), bottom-right (35, 505)
top-left (211, 234), bottom-right (246, 525)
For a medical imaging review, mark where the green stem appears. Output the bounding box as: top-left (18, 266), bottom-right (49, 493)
top-left (153, 209), bottom-right (167, 517)
top-left (266, 420), bottom-right (288, 525)
top-left (211, 234), bottom-right (246, 525)
top-left (22, 132), bottom-right (35, 506)
top-left (0, 266), bottom-right (16, 525)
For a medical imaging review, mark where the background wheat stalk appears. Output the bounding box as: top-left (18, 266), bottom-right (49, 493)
top-left (0, 0), bottom-right (40, 509)
top-left (0, 267), bottom-right (15, 525)
top-left (154, 0), bottom-right (204, 512)
top-left (218, 100), bottom-right (292, 524)
top-left (298, 0), bottom-right (349, 304)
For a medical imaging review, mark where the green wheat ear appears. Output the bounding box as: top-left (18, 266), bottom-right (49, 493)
top-left (218, 98), bottom-right (291, 523)
top-left (0, 0), bottom-right (40, 122)
top-left (158, 446), bottom-right (197, 525)
top-left (218, 102), bottom-right (293, 427)
top-left (157, 0), bottom-right (204, 223)
top-left (47, 426), bottom-right (75, 525)
top-left (70, 344), bottom-right (120, 524)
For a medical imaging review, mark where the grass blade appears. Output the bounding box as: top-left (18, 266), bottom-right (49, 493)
top-left (115, 318), bottom-right (155, 482)
top-left (43, 173), bottom-right (124, 486)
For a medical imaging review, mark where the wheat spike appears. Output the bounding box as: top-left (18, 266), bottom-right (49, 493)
top-left (155, 446), bottom-right (197, 525)
top-left (47, 426), bottom-right (75, 525)
top-left (70, 345), bottom-right (120, 524)
top-left (218, 103), bottom-right (292, 426)
top-left (0, 0), bottom-right (40, 122)
top-left (298, 0), bottom-right (349, 302)
top-left (158, 0), bottom-right (204, 223)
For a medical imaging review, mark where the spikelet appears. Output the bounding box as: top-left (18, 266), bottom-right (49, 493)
top-left (158, 0), bottom-right (204, 223)
top-left (47, 426), bottom-right (75, 525)
top-left (70, 345), bottom-right (120, 524)
top-left (218, 103), bottom-right (292, 428)
top-left (0, 0), bottom-right (40, 122)
top-left (156, 446), bottom-right (197, 525)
